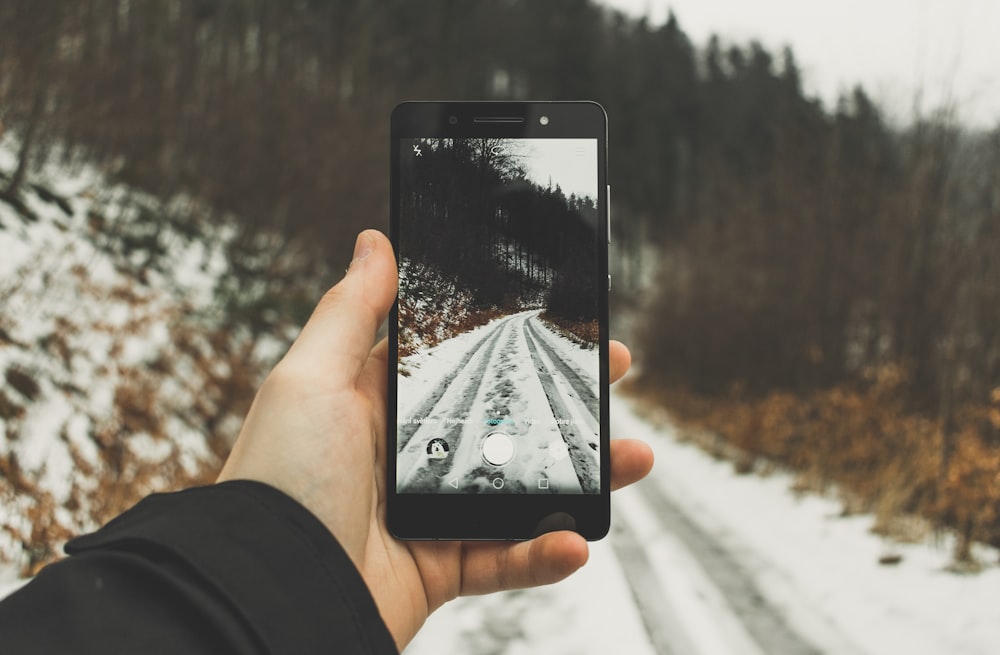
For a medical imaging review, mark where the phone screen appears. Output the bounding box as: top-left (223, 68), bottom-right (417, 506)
top-left (395, 135), bottom-right (601, 494)
top-left (388, 102), bottom-right (608, 538)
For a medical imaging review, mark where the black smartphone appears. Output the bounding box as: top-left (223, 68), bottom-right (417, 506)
top-left (387, 101), bottom-right (610, 540)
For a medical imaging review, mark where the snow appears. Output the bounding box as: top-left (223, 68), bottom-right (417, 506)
top-left (397, 314), bottom-right (499, 421)
top-left (614, 391), bottom-right (1000, 654)
top-left (0, 138), bottom-right (285, 578)
top-left (405, 387), bottom-right (1000, 655)
top-left (405, 536), bottom-right (657, 655)
top-left (615, 487), bottom-right (770, 655)
top-left (397, 310), bottom-right (599, 494)
top-left (4, 140), bottom-right (1000, 654)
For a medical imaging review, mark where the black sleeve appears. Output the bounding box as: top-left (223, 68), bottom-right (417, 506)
top-left (0, 481), bottom-right (398, 655)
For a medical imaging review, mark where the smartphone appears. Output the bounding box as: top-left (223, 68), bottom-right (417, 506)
top-left (387, 101), bottom-right (610, 540)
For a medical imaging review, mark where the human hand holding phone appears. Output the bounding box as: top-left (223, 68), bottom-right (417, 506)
top-left (218, 229), bottom-right (653, 650)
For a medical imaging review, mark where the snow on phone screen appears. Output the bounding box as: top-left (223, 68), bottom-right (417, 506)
top-left (396, 137), bottom-right (601, 494)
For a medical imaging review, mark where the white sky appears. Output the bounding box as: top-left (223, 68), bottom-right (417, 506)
top-left (599, 0), bottom-right (1000, 128)
top-left (509, 139), bottom-right (598, 200)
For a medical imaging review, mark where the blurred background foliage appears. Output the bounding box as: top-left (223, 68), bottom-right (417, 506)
top-left (1, 0), bottom-right (999, 563)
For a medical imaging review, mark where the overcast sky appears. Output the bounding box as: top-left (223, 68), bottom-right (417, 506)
top-left (509, 139), bottom-right (597, 200)
top-left (599, 0), bottom-right (1000, 128)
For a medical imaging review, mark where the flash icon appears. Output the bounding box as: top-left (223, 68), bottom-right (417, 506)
top-left (412, 144), bottom-right (422, 157)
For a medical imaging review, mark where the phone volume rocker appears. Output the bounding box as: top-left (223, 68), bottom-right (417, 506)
top-left (607, 184), bottom-right (612, 244)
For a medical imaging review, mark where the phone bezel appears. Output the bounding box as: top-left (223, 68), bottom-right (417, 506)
top-left (387, 101), bottom-right (610, 540)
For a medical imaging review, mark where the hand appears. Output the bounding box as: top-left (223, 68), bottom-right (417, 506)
top-left (218, 229), bottom-right (654, 650)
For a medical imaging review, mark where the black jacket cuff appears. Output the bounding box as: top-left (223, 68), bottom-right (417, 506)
top-left (67, 480), bottom-right (397, 654)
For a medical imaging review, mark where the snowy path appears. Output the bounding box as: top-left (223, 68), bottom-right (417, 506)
top-left (397, 310), bottom-right (599, 494)
top-left (406, 390), bottom-right (827, 655)
top-left (405, 390), bottom-right (1000, 655)
top-left (612, 472), bottom-right (827, 655)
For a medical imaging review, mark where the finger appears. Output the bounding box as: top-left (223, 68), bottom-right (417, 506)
top-left (452, 440), bottom-right (652, 596)
top-left (285, 230), bottom-right (398, 384)
top-left (609, 340), bottom-right (631, 384)
top-left (609, 438), bottom-right (654, 491)
top-left (458, 531), bottom-right (589, 596)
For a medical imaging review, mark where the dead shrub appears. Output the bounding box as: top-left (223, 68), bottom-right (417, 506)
top-left (5, 367), bottom-right (40, 400)
top-left (628, 372), bottom-right (1000, 560)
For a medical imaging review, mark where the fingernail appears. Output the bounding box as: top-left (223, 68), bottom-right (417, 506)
top-left (350, 231), bottom-right (374, 268)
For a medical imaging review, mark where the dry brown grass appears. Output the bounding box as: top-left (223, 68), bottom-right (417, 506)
top-left (538, 313), bottom-right (599, 346)
top-left (397, 294), bottom-right (503, 358)
top-left (624, 368), bottom-right (1000, 564)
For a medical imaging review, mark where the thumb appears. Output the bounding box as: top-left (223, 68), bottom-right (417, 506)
top-left (284, 229), bottom-right (397, 384)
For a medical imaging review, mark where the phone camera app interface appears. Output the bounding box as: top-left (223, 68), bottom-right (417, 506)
top-left (396, 137), bottom-right (601, 495)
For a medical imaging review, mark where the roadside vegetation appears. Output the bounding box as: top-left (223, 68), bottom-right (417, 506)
top-left (1, 0), bottom-right (997, 570)
top-left (633, 112), bottom-right (1000, 566)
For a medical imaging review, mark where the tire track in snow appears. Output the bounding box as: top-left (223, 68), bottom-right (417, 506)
top-left (399, 311), bottom-right (601, 494)
top-left (396, 315), bottom-right (515, 453)
top-left (610, 513), bottom-right (689, 655)
top-left (522, 320), bottom-right (599, 493)
top-left (623, 478), bottom-right (824, 655)
top-left (525, 316), bottom-right (599, 418)
top-left (397, 317), bottom-right (514, 491)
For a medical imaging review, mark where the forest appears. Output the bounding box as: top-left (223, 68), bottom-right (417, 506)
top-left (1, 0), bottom-right (999, 563)
top-left (398, 137), bottom-right (599, 340)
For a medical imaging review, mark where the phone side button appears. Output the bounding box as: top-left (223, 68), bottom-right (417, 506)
top-left (608, 274), bottom-right (611, 291)
top-left (607, 184), bottom-right (612, 244)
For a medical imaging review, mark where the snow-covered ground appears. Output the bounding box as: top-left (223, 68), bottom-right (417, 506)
top-left (397, 310), bottom-right (600, 494)
top-left (0, 140), bottom-right (290, 579)
top-left (405, 388), bottom-right (1000, 655)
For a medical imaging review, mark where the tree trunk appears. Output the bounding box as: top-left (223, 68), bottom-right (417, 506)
top-left (4, 88), bottom-right (45, 199)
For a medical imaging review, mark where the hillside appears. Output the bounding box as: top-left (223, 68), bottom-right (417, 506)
top-left (0, 140), bottom-right (293, 579)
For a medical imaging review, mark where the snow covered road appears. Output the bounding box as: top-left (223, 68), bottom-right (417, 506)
top-left (397, 310), bottom-right (600, 494)
top-left (612, 478), bottom-right (825, 655)
top-left (405, 390), bottom-right (1000, 655)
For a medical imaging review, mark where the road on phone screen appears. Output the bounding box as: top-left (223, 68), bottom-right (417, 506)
top-left (396, 310), bottom-right (600, 494)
